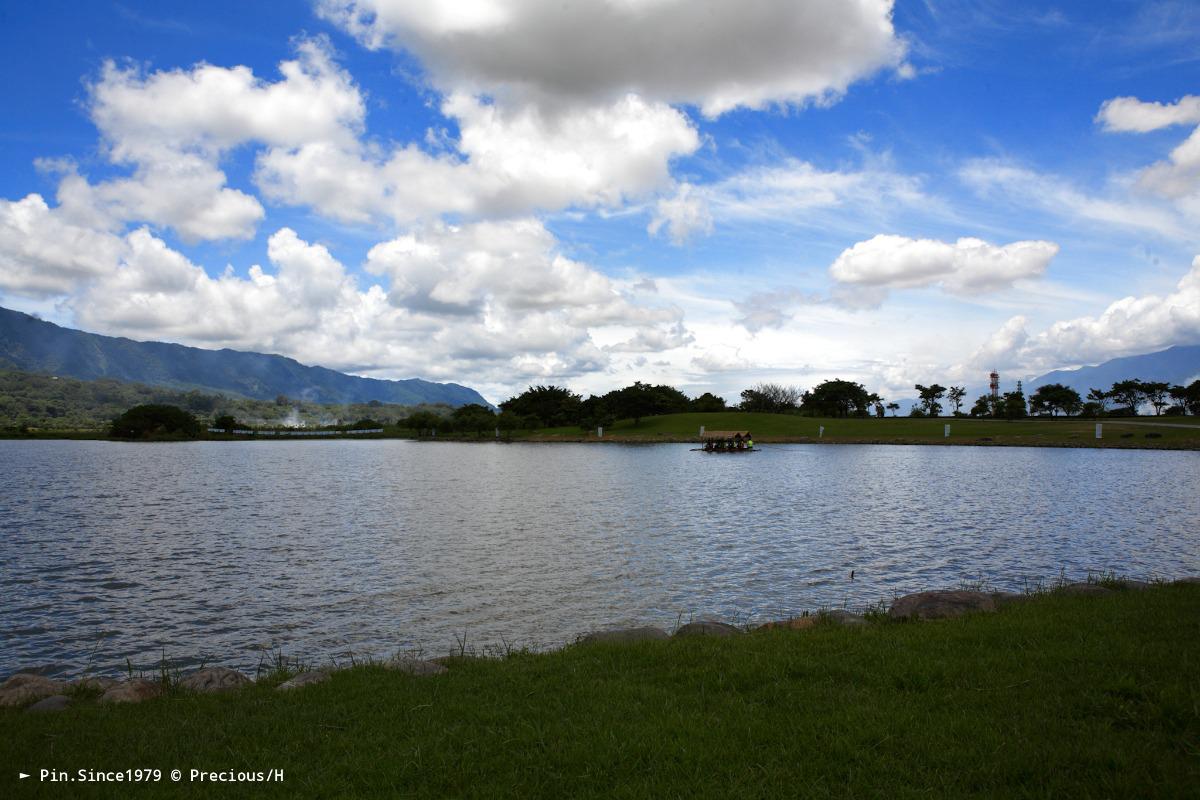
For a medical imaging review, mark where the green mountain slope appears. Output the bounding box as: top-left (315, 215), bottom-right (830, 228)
top-left (0, 306), bottom-right (489, 406)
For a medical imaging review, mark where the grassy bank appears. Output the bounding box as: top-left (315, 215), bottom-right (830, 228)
top-left (4, 586), bottom-right (1197, 798)
top-left (518, 411), bottom-right (1200, 448)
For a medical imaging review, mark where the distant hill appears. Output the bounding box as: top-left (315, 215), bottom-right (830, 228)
top-left (1026, 345), bottom-right (1200, 395)
top-left (0, 306), bottom-right (490, 407)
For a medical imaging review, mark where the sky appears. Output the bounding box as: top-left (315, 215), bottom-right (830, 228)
top-left (0, 0), bottom-right (1198, 405)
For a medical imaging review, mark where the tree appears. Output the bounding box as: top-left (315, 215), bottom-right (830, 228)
top-left (1141, 381), bottom-right (1171, 416)
top-left (1028, 383), bottom-right (1082, 417)
top-left (947, 386), bottom-right (967, 416)
top-left (1002, 390), bottom-right (1027, 420)
top-left (969, 394), bottom-right (995, 418)
top-left (739, 382), bottom-right (802, 413)
top-left (886, 402), bottom-right (900, 417)
top-left (110, 404), bottom-right (201, 439)
top-left (867, 393), bottom-right (884, 418)
top-left (1086, 388), bottom-right (1108, 416)
top-left (214, 414), bottom-right (239, 430)
top-left (803, 379), bottom-right (870, 417)
top-left (499, 385), bottom-right (582, 428)
top-left (450, 403), bottom-right (495, 434)
top-left (1107, 379), bottom-right (1144, 416)
top-left (1169, 380), bottom-right (1200, 415)
top-left (402, 410), bottom-right (444, 433)
top-left (602, 382), bottom-right (680, 425)
top-left (578, 395), bottom-right (615, 431)
top-left (690, 392), bottom-right (727, 412)
top-left (914, 384), bottom-right (947, 417)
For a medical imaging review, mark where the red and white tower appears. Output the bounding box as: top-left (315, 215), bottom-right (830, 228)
top-left (989, 370), bottom-right (999, 398)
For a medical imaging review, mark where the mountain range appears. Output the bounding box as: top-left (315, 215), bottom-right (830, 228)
top-left (0, 306), bottom-right (490, 407)
top-left (1024, 345), bottom-right (1200, 396)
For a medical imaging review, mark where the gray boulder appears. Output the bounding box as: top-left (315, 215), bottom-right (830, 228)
top-left (889, 590), bottom-right (997, 621)
top-left (821, 610), bottom-right (867, 626)
top-left (179, 667), bottom-right (251, 693)
top-left (0, 674), bottom-right (68, 707)
top-left (72, 676), bottom-right (119, 692)
top-left (991, 591), bottom-right (1029, 608)
top-left (674, 620), bottom-right (743, 638)
top-left (26, 695), bottom-right (71, 713)
top-left (1057, 582), bottom-right (1114, 597)
top-left (1114, 579), bottom-right (1152, 591)
top-left (579, 626), bottom-right (670, 644)
top-left (1173, 576), bottom-right (1200, 585)
top-left (385, 657), bottom-right (448, 676)
top-left (276, 671), bottom-right (331, 691)
top-left (99, 678), bottom-right (163, 704)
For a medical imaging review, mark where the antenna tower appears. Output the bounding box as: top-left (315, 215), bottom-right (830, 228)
top-left (989, 370), bottom-right (999, 398)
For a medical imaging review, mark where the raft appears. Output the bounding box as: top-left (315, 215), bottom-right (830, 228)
top-left (698, 430), bottom-right (756, 452)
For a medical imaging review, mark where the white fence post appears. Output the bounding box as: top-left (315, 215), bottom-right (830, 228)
top-left (944, 424), bottom-right (950, 438)
top-left (1095, 423), bottom-right (1102, 439)
top-left (699, 425), bottom-right (705, 437)
top-left (597, 426), bottom-right (603, 438)
top-left (819, 426), bottom-right (824, 438)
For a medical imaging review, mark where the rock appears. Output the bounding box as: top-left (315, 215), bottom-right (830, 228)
top-left (0, 674), bottom-right (68, 707)
top-left (276, 671), bottom-right (330, 691)
top-left (991, 591), bottom-right (1029, 608)
top-left (1115, 579), bottom-right (1152, 591)
top-left (384, 657), bottom-right (448, 677)
top-left (179, 667), bottom-right (251, 693)
top-left (888, 590), bottom-right (997, 621)
top-left (756, 616), bottom-right (817, 632)
top-left (26, 695), bottom-right (71, 713)
top-left (822, 610), bottom-right (867, 626)
top-left (72, 676), bottom-right (119, 692)
top-left (579, 626), bottom-right (670, 644)
top-left (674, 620), bottom-right (743, 638)
top-left (99, 678), bottom-right (163, 704)
top-left (1057, 582), bottom-right (1114, 597)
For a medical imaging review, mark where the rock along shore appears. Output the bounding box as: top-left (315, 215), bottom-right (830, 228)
top-left (3, 576), bottom-right (1196, 713)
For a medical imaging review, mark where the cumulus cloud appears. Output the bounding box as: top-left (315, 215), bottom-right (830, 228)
top-left (733, 288), bottom-right (823, 333)
top-left (258, 92), bottom-right (698, 224)
top-left (828, 235), bottom-right (1059, 299)
top-left (0, 194), bottom-right (126, 297)
top-left (1096, 95), bottom-right (1200, 133)
top-left (970, 256), bottom-right (1200, 372)
top-left (318, 0), bottom-right (906, 115)
top-left (648, 183), bottom-right (713, 245)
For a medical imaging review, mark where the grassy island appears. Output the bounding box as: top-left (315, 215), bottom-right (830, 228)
top-left (4, 584), bottom-right (1197, 798)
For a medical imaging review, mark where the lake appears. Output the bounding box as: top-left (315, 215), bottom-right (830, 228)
top-left (1, 439), bottom-right (1197, 678)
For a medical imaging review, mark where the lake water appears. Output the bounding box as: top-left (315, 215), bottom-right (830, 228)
top-left (1, 440), bottom-right (1197, 678)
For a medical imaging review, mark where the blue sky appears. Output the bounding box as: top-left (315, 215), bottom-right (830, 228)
top-left (1, 1), bottom-right (1198, 404)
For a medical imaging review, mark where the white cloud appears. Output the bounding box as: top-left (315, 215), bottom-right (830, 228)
top-left (318, 0), bottom-right (905, 116)
top-left (829, 234), bottom-right (1059, 296)
top-left (0, 194), bottom-right (126, 297)
top-left (971, 256), bottom-right (1200, 372)
top-left (1097, 95), bottom-right (1200, 208)
top-left (257, 92), bottom-right (698, 225)
top-left (1096, 95), bottom-right (1200, 133)
top-left (648, 183), bottom-right (713, 245)
top-left (959, 158), bottom-right (1192, 240)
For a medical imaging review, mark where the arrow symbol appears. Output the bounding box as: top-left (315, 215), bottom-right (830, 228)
top-left (19, 773), bottom-right (29, 779)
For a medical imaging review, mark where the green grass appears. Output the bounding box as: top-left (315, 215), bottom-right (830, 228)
top-left (517, 411), bottom-right (1200, 448)
top-left (4, 586), bottom-right (1197, 798)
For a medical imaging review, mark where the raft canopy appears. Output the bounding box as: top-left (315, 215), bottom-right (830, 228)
top-left (701, 430), bottom-right (752, 442)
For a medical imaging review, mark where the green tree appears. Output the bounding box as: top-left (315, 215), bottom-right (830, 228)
top-left (886, 401), bottom-right (900, 417)
top-left (1107, 379), bottom-right (1144, 416)
top-left (739, 382), bottom-right (801, 413)
top-left (969, 395), bottom-right (995, 418)
top-left (578, 395), bottom-right (615, 431)
top-left (450, 404), bottom-right (496, 435)
top-left (1029, 383), bottom-right (1082, 417)
top-left (947, 386), bottom-right (967, 416)
top-left (214, 414), bottom-right (239, 430)
top-left (1141, 381), bottom-right (1171, 416)
top-left (499, 385), bottom-right (582, 428)
top-left (1086, 388), bottom-right (1108, 416)
top-left (689, 392), bottom-right (727, 412)
top-left (803, 379), bottom-right (870, 417)
top-left (914, 384), bottom-right (947, 417)
top-left (1168, 381), bottom-right (1200, 415)
top-left (110, 404), bottom-right (201, 439)
top-left (1002, 390), bottom-right (1027, 420)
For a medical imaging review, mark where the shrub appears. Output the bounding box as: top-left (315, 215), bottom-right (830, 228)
top-left (110, 404), bottom-right (201, 439)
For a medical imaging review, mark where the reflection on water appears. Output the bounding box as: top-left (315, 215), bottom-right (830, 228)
top-left (1, 440), bottom-right (1197, 676)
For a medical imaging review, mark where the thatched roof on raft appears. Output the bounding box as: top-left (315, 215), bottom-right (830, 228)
top-left (701, 430), bottom-right (752, 441)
